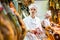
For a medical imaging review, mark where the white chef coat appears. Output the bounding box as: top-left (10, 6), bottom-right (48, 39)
top-left (43, 18), bottom-right (51, 27)
top-left (23, 16), bottom-right (43, 31)
top-left (23, 16), bottom-right (43, 40)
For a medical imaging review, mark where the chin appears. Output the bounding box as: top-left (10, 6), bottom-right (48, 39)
top-left (32, 16), bottom-right (35, 18)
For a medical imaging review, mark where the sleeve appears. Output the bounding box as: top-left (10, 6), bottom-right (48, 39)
top-left (37, 18), bottom-right (43, 32)
top-left (39, 22), bottom-right (43, 32)
top-left (23, 18), bottom-right (30, 31)
top-left (44, 20), bottom-right (51, 27)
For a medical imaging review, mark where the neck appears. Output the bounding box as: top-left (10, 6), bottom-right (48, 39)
top-left (31, 16), bottom-right (35, 19)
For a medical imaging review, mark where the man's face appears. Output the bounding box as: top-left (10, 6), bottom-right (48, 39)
top-left (23, 0), bottom-right (28, 6)
top-left (45, 14), bottom-right (51, 18)
top-left (29, 7), bottom-right (37, 18)
top-left (9, 2), bottom-right (14, 7)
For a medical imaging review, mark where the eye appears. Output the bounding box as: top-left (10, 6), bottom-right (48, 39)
top-left (31, 9), bottom-right (36, 11)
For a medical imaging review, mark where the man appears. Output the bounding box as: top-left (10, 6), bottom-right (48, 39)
top-left (42, 11), bottom-right (52, 27)
top-left (9, 1), bottom-right (26, 40)
top-left (23, 4), bottom-right (44, 40)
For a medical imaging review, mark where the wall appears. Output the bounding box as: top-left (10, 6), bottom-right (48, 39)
top-left (34, 0), bottom-right (49, 22)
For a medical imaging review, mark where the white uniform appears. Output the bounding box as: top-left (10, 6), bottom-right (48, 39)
top-left (23, 16), bottom-right (43, 31)
top-left (23, 16), bottom-right (43, 40)
top-left (42, 10), bottom-right (51, 27)
top-left (43, 18), bottom-right (51, 27)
